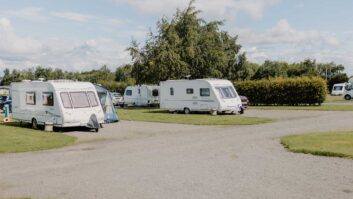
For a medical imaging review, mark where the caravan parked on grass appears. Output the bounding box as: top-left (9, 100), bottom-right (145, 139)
top-left (331, 83), bottom-right (346, 96)
top-left (122, 85), bottom-right (159, 107)
top-left (160, 79), bottom-right (244, 115)
top-left (11, 80), bottom-right (105, 131)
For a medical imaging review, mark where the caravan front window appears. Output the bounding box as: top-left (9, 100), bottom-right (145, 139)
top-left (42, 92), bottom-right (54, 106)
top-left (26, 92), bottom-right (36, 105)
top-left (216, 87), bottom-right (237, 99)
top-left (87, 92), bottom-right (99, 107)
top-left (70, 92), bottom-right (90, 108)
top-left (60, 92), bottom-right (72, 108)
top-left (333, 86), bottom-right (343, 91)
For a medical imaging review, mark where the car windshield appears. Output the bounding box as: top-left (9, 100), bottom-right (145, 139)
top-left (216, 87), bottom-right (238, 99)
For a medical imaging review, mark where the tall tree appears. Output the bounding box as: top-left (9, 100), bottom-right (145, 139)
top-left (128, 0), bottom-right (244, 84)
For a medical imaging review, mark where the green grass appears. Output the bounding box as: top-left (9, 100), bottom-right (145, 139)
top-left (117, 108), bottom-right (272, 125)
top-left (0, 121), bottom-right (76, 153)
top-left (250, 104), bottom-right (353, 111)
top-left (325, 94), bottom-right (353, 103)
top-left (281, 132), bottom-right (353, 159)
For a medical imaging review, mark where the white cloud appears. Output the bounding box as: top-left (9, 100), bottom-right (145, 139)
top-left (0, 17), bottom-right (130, 74)
top-left (50, 11), bottom-right (92, 22)
top-left (0, 17), bottom-right (42, 54)
top-left (49, 11), bottom-right (127, 27)
top-left (114, 0), bottom-right (279, 19)
top-left (237, 19), bottom-right (338, 46)
top-left (235, 19), bottom-right (353, 74)
top-left (2, 7), bottom-right (47, 22)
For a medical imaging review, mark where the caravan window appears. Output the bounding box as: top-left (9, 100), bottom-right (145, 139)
top-left (70, 92), bottom-right (90, 108)
top-left (333, 86), bottom-right (343, 91)
top-left (200, 88), bottom-right (210, 97)
top-left (186, 88), bottom-right (194, 94)
top-left (216, 87), bottom-right (237, 98)
top-left (87, 92), bottom-right (99, 107)
top-left (60, 92), bottom-right (72, 108)
top-left (152, 89), bottom-right (159, 97)
top-left (170, 88), bottom-right (174, 96)
top-left (125, 90), bottom-right (132, 96)
top-left (26, 92), bottom-right (36, 105)
top-left (42, 92), bottom-right (54, 106)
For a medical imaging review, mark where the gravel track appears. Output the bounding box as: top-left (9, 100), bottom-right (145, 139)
top-left (1, 110), bottom-right (353, 199)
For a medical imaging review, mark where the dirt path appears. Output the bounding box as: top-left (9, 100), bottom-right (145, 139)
top-left (1, 110), bottom-right (353, 199)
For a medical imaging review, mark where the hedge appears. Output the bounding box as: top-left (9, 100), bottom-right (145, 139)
top-left (235, 77), bottom-right (327, 105)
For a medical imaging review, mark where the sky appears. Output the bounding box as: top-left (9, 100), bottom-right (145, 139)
top-left (0, 0), bottom-right (352, 76)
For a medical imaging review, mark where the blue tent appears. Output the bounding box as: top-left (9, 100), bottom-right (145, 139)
top-left (94, 84), bottom-right (119, 123)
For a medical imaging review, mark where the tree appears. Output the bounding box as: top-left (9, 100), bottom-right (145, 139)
top-left (1, 68), bottom-right (11, 85)
top-left (252, 60), bottom-right (289, 79)
top-left (128, 0), bottom-right (244, 84)
top-left (115, 64), bottom-right (132, 82)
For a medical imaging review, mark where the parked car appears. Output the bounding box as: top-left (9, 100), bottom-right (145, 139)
top-left (111, 92), bottom-right (123, 106)
top-left (240, 96), bottom-right (249, 109)
top-left (0, 96), bottom-right (12, 112)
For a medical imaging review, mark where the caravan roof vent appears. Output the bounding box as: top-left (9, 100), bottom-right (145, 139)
top-left (21, 80), bottom-right (31, 82)
top-left (38, 78), bottom-right (45, 82)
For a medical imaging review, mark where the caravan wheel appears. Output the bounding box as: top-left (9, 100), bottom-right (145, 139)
top-left (31, 118), bottom-right (38, 130)
top-left (344, 95), bottom-right (352, 100)
top-left (184, 108), bottom-right (191, 114)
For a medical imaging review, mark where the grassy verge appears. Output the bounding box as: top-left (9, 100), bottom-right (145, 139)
top-left (250, 104), bottom-right (353, 111)
top-left (117, 108), bottom-right (272, 125)
top-left (0, 121), bottom-right (76, 153)
top-left (281, 132), bottom-right (353, 159)
top-left (325, 95), bottom-right (348, 103)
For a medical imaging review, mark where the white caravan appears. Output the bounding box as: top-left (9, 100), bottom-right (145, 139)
top-left (331, 83), bottom-right (346, 96)
top-left (123, 85), bottom-right (159, 107)
top-left (160, 79), bottom-right (244, 115)
top-left (11, 80), bottom-right (104, 131)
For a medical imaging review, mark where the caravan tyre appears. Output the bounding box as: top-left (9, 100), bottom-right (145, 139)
top-left (31, 118), bottom-right (38, 130)
top-left (344, 95), bottom-right (351, 100)
top-left (184, 108), bottom-right (191, 114)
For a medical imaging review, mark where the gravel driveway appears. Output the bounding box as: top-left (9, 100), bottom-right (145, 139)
top-left (1, 110), bottom-right (353, 199)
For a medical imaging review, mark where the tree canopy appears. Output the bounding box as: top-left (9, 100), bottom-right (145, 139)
top-left (128, 0), bottom-right (244, 84)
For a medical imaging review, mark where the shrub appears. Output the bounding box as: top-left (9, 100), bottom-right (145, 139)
top-left (97, 78), bottom-right (135, 94)
top-left (235, 77), bottom-right (327, 105)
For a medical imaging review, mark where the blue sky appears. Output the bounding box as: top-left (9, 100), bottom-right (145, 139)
top-left (0, 0), bottom-right (352, 75)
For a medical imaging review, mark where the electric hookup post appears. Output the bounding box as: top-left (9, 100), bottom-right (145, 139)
top-left (3, 104), bottom-right (11, 123)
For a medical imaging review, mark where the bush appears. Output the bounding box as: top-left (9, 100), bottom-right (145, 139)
top-left (235, 77), bottom-right (327, 105)
top-left (97, 78), bottom-right (135, 94)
